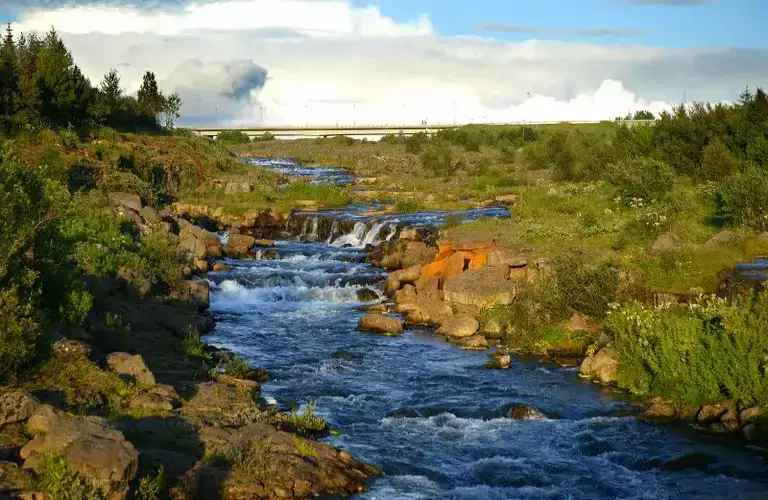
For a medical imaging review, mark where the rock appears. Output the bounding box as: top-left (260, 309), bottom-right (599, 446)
top-left (641, 398), bottom-right (677, 421)
top-left (658, 453), bottom-right (715, 471)
top-left (697, 401), bottom-right (735, 424)
top-left (482, 318), bottom-right (504, 338)
top-left (254, 239), bottom-right (275, 248)
top-left (139, 206), bottom-right (160, 223)
top-left (0, 461), bottom-right (36, 493)
top-left (357, 314), bottom-right (404, 335)
top-left (107, 192), bottom-right (142, 213)
top-left (193, 259), bottom-right (209, 273)
top-left (224, 181), bottom-right (253, 194)
top-left (391, 408), bottom-right (422, 419)
top-left (52, 339), bottom-right (92, 359)
top-left (496, 354), bottom-right (511, 369)
top-left (704, 230), bottom-right (741, 247)
top-left (212, 262), bottom-right (229, 272)
top-left (708, 422), bottom-right (730, 435)
top-left (181, 381), bottom-right (266, 427)
top-left (579, 346), bottom-right (618, 385)
top-left (436, 314), bottom-right (479, 339)
top-left (159, 221), bottom-right (173, 233)
top-left (356, 288), bottom-right (379, 302)
top-left (365, 304), bottom-right (389, 314)
top-left (443, 266), bottom-right (515, 308)
top-left (721, 408), bottom-right (740, 432)
top-left (128, 392), bottom-right (174, 413)
top-left (494, 195), bottom-right (520, 205)
top-left (187, 280), bottom-right (210, 311)
top-left (394, 284), bottom-right (417, 305)
top-left (392, 266), bottom-right (422, 285)
top-left (385, 274), bottom-right (401, 295)
top-left (458, 334), bottom-right (489, 350)
top-left (651, 232), bottom-right (682, 253)
top-left (0, 390), bottom-right (38, 427)
top-left (742, 423), bottom-right (758, 441)
top-left (178, 221), bottom-right (221, 261)
top-left (398, 227), bottom-right (424, 241)
top-left (506, 403), bottom-right (546, 420)
top-left (223, 233), bottom-right (257, 259)
top-left (106, 352), bottom-right (156, 386)
top-left (740, 406), bottom-right (763, 423)
top-left (565, 312), bottom-right (599, 333)
top-left (486, 249), bottom-right (528, 268)
top-left (21, 406), bottom-right (139, 500)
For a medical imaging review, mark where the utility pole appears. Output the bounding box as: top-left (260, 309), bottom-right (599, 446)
top-left (453, 101), bottom-right (456, 126)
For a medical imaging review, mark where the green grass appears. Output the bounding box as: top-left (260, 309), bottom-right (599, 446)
top-left (35, 455), bottom-right (103, 500)
top-left (205, 438), bottom-right (272, 480)
top-left (136, 467), bottom-right (165, 500)
top-left (394, 198), bottom-right (422, 213)
top-left (181, 329), bottom-right (211, 361)
top-left (287, 401), bottom-right (327, 435)
top-left (292, 436), bottom-right (317, 458)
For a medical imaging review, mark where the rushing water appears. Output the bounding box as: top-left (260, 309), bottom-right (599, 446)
top-left (204, 159), bottom-right (768, 499)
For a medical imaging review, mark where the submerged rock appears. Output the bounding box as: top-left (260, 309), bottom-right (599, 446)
top-left (356, 288), bottom-right (380, 302)
top-left (391, 408), bottom-right (422, 419)
top-left (357, 314), bottom-right (404, 335)
top-left (504, 403), bottom-right (547, 420)
top-left (458, 334), bottom-right (489, 350)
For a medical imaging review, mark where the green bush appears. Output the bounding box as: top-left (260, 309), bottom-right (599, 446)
top-left (35, 455), bottom-right (102, 500)
top-left (546, 131), bottom-right (576, 180)
top-left (394, 199), bottom-right (421, 213)
top-left (719, 163), bottom-right (768, 231)
top-left (140, 230), bottom-right (185, 294)
top-left (136, 467), bottom-right (165, 500)
top-left (548, 252), bottom-right (620, 319)
top-left (216, 130), bottom-right (250, 144)
top-left (0, 288), bottom-right (42, 382)
top-left (405, 132), bottom-right (429, 154)
top-left (287, 401), bottom-right (327, 436)
top-left (698, 138), bottom-right (739, 181)
top-left (251, 131), bottom-right (275, 142)
top-left (421, 141), bottom-right (454, 176)
top-left (603, 157), bottom-right (675, 203)
top-left (608, 293), bottom-right (768, 406)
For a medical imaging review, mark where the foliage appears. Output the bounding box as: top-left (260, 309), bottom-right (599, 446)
top-left (216, 130), bottom-right (251, 144)
top-left (292, 436), bottom-right (317, 458)
top-left (182, 329), bottom-right (211, 361)
top-left (251, 131), bottom-right (275, 142)
top-left (394, 199), bottom-right (422, 213)
top-left (549, 252), bottom-right (620, 319)
top-left (719, 163), bottom-right (768, 231)
top-left (206, 438), bottom-right (272, 480)
top-left (603, 157), bottom-right (675, 203)
top-left (35, 455), bottom-right (103, 500)
top-left (698, 138), bottom-right (740, 181)
top-left (136, 467), bottom-right (165, 500)
top-left (287, 401), bottom-right (327, 435)
top-left (0, 287), bottom-right (41, 382)
top-left (420, 141), bottom-right (454, 176)
top-left (608, 293), bottom-right (768, 406)
top-left (405, 132), bottom-right (429, 154)
top-left (225, 355), bottom-right (255, 379)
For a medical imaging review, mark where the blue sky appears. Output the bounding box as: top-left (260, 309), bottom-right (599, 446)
top-left (364, 0), bottom-right (767, 48)
top-left (2, 0), bottom-right (766, 49)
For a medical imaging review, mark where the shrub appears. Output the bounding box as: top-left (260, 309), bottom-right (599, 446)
top-left (497, 139), bottom-right (517, 164)
top-left (225, 355), bottom-right (254, 379)
top-left (216, 130), bottom-right (250, 144)
top-left (548, 252), bottom-right (620, 319)
top-left (251, 131), bottom-right (275, 142)
top-left (608, 293), bottom-right (768, 406)
top-left (405, 132), bottom-right (429, 154)
top-left (603, 157), bottom-right (675, 203)
top-left (287, 401), bottom-right (327, 436)
top-left (67, 160), bottom-right (100, 193)
top-left (547, 131), bottom-right (576, 180)
top-left (35, 455), bottom-right (102, 500)
top-left (698, 138), bottom-right (739, 181)
top-left (380, 133), bottom-right (404, 145)
top-left (60, 289), bottom-right (93, 327)
top-left (746, 136), bottom-right (768, 167)
top-left (421, 142), bottom-right (454, 176)
top-left (719, 163), bottom-right (768, 231)
top-left (0, 288), bottom-right (42, 382)
top-left (394, 199), bottom-right (421, 213)
top-left (136, 467), bottom-right (165, 500)
top-left (140, 230), bottom-right (185, 294)
top-left (182, 329), bottom-right (211, 361)
top-left (206, 438), bottom-right (272, 479)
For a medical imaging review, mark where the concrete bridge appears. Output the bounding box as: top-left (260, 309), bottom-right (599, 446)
top-left (188, 120), bottom-right (655, 140)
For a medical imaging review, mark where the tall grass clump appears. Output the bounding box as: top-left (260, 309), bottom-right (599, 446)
top-left (608, 292), bottom-right (768, 406)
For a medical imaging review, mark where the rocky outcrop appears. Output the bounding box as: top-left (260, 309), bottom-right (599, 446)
top-left (357, 314), bottom-right (404, 335)
top-left (443, 266), bottom-right (515, 308)
top-left (0, 390), bottom-right (38, 427)
top-left (106, 352), bottom-right (156, 386)
top-left (579, 346), bottom-right (618, 385)
top-left (223, 234), bottom-right (257, 259)
top-left (174, 203), bottom-right (290, 234)
top-left (178, 219), bottom-right (222, 262)
top-left (172, 422), bottom-right (378, 499)
top-left (22, 405), bottom-right (139, 500)
top-left (186, 279), bottom-right (211, 311)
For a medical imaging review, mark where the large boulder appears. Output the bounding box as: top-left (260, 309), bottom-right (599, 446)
top-left (579, 346), bottom-right (618, 384)
top-left (22, 406), bottom-right (139, 500)
top-left (443, 266), bottom-right (515, 308)
top-left (357, 314), bottom-right (404, 335)
top-left (0, 390), bottom-right (38, 427)
top-left (178, 221), bottom-right (222, 261)
top-left (356, 288), bottom-right (380, 302)
top-left (106, 352), bottom-right (156, 386)
top-left (187, 280), bottom-right (210, 311)
top-left (697, 401), bottom-right (736, 424)
top-left (223, 234), bottom-right (257, 259)
top-left (107, 192), bottom-right (142, 214)
top-left (436, 314), bottom-right (479, 339)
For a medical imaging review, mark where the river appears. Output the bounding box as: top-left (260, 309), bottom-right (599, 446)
top-left (203, 158), bottom-right (768, 499)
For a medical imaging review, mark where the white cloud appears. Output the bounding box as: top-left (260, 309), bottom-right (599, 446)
top-left (12, 0), bottom-right (768, 126)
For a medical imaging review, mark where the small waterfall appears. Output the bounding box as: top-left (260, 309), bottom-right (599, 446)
top-left (362, 221), bottom-right (397, 247)
top-left (309, 217), bottom-right (320, 241)
top-left (332, 222), bottom-right (367, 247)
top-left (326, 220), bottom-right (340, 243)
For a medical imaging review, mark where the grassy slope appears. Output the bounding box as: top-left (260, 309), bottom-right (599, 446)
top-left (234, 128), bottom-right (768, 295)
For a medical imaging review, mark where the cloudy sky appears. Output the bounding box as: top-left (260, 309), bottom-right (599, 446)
top-left (3, 0), bottom-right (767, 126)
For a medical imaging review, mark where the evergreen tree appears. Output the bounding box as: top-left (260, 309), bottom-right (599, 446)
top-left (15, 32), bottom-right (43, 126)
top-left (93, 68), bottom-right (123, 126)
top-left (137, 71), bottom-right (164, 126)
top-left (34, 28), bottom-right (93, 127)
top-left (0, 24), bottom-right (19, 131)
